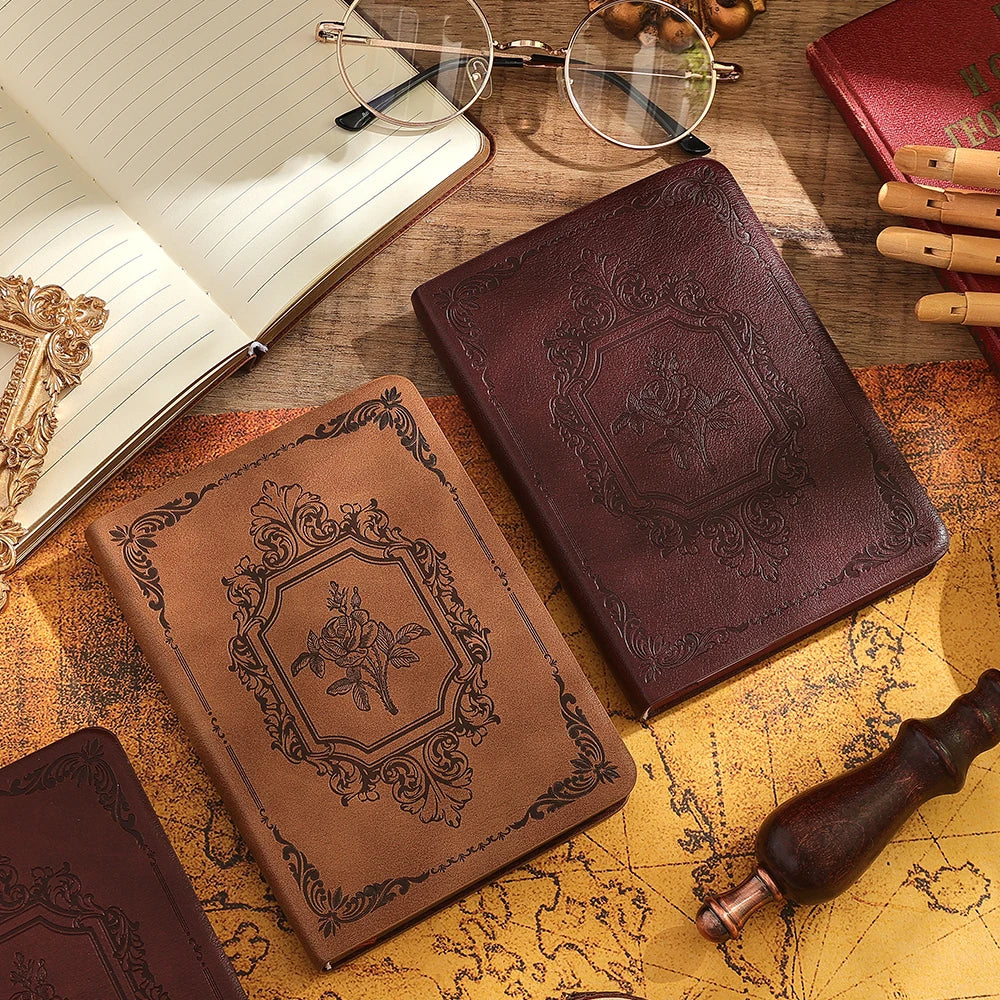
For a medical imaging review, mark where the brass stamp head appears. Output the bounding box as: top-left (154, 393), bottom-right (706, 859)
top-left (696, 867), bottom-right (781, 942)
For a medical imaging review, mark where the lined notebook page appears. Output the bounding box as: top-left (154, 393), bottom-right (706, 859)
top-left (0, 0), bottom-right (485, 335)
top-left (0, 95), bottom-right (249, 537)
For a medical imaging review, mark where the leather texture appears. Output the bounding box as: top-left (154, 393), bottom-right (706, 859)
top-left (0, 728), bottom-right (246, 999)
top-left (85, 378), bottom-right (635, 970)
top-left (412, 159), bottom-right (949, 717)
top-left (807, 0), bottom-right (1000, 374)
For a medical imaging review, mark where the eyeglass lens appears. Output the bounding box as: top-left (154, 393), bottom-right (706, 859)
top-left (337, 0), bottom-right (493, 128)
top-left (333, 0), bottom-right (715, 149)
top-left (566, 2), bottom-right (716, 149)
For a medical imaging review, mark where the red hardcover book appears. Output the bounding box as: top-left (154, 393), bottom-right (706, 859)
top-left (807, 0), bottom-right (1000, 373)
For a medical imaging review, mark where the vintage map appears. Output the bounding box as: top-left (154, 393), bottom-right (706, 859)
top-left (2, 359), bottom-right (999, 1000)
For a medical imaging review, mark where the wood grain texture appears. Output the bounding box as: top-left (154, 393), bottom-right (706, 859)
top-left (195, 0), bottom-right (982, 416)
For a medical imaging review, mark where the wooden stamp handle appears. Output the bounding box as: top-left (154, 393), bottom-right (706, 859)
top-left (696, 670), bottom-right (1000, 942)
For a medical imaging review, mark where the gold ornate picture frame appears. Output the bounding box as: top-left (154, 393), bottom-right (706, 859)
top-left (0, 276), bottom-right (106, 610)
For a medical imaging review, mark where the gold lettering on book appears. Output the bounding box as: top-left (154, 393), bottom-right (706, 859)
top-left (993, 3), bottom-right (1000, 20)
top-left (0, 276), bottom-right (106, 611)
top-left (944, 99), bottom-right (1000, 148)
top-left (945, 115), bottom-right (990, 148)
top-left (961, 63), bottom-right (991, 97)
top-left (944, 23), bottom-right (1000, 147)
top-left (980, 108), bottom-right (1000, 137)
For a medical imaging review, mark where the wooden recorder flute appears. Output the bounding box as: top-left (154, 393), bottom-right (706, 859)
top-left (894, 144), bottom-right (1000, 187)
top-left (876, 227), bottom-right (1000, 276)
top-left (915, 291), bottom-right (1000, 325)
top-left (695, 670), bottom-right (1000, 942)
top-left (879, 181), bottom-right (1000, 232)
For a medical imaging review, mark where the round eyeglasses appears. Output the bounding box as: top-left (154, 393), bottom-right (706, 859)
top-left (316, 0), bottom-right (742, 154)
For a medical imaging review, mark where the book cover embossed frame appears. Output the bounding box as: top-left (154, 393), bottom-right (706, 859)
top-left (224, 484), bottom-right (498, 827)
top-left (543, 250), bottom-right (810, 582)
top-left (106, 385), bottom-right (624, 952)
top-left (0, 859), bottom-right (167, 998)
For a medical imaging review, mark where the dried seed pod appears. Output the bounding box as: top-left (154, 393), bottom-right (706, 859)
top-left (703, 0), bottom-right (755, 41)
top-left (590, 0), bottom-right (765, 48)
top-left (658, 14), bottom-right (699, 51)
top-left (589, 0), bottom-right (647, 40)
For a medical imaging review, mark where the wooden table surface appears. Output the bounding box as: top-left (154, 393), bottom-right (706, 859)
top-left (197, 0), bottom-right (983, 415)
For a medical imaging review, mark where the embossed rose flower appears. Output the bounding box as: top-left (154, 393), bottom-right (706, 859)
top-left (292, 580), bottom-right (429, 716)
top-left (641, 379), bottom-right (691, 426)
top-left (320, 609), bottom-right (377, 669)
top-left (9, 952), bottom-right (59, 1000)
top-left (612, 349), bottom-right (738, 472)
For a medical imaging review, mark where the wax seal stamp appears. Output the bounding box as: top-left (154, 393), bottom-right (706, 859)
top-left (696, 670), bottom-right (1000, 941)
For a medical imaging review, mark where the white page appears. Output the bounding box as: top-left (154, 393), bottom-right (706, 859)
top-left (0, 93), bottom-right (249, 537)
top-left (0, 0), bottom-right (485, 334)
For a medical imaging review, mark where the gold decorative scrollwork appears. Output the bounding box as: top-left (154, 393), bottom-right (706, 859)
top-left (0, 275), bottom-right (106, 611)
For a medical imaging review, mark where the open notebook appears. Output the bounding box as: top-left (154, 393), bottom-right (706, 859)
top-left (0, 0), bottom-right (489, 560)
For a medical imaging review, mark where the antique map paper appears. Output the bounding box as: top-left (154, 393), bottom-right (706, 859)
top-left (3, 359), bottom-right (999, 999)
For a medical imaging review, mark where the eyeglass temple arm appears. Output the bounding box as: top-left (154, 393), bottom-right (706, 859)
top-left (575, 58), bottom-right (711, 156)
top-left (335, 53), bottom-right (711, 156)
top-left (335, 55), bottom-right (523, 130)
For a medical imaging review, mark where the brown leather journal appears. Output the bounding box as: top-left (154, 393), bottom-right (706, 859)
top-left (0, 728), bottom-right (246, 998)
top-left (85, 378), bottom-right (635, 970)
top-left (412, 159), bottom-right (949, 718)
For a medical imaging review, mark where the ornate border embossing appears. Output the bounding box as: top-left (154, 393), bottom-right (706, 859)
top-left (544, 252), bottom-right (810, 581)
top-left (0, 734), bottom-right (235, 997)
top-left (0, 737), bottom-right (141, 847)
top-left (652, 170), bottom-right (762, 261)
top-left (433, 162), bottom-right (760, 370)
top-left (110, 386), bottom-right (442, 643)
top-left (0, 858), bottom-right (168, 999)
top-left (604, 461), bottom-right (936, 683)
top-left (427, 165), bottom-right (938, 686)
top-left (224, 487), bottom-right (498, 827)
top-left (270, 669), bottom-right (621, 940)
top-left (295, 385), bottom-right (445, 485)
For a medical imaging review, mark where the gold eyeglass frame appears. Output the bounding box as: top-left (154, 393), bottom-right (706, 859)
top-left (317, 0), bottom-right (740, 151)
top-left (0, 276), bottom-right (106, 610)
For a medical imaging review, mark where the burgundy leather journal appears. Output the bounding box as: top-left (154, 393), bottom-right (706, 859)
top-left (808, 0), bottom-right (1000, 373)
top-left (0, 729), bottom-right (245, 999)
top-left (413, 160), bottom-right (949, 718)
top-left (85, 377), bottom-right (635, 970)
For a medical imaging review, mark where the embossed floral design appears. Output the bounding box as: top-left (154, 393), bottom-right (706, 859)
top-left (8, 954), bottom-right (64, 1000)
top-left (225, 488), bottom-right (498, 825)
top-left (291, 582), bottom-right (430, 716)
top-left (0, 860), bottom-right (167, 999)
top-left (544, 256), bottom-right (811, 581)
top-left (0, 736), bottom-right (141, 845)
top-left (611, 350), bottom-right (738, 472)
